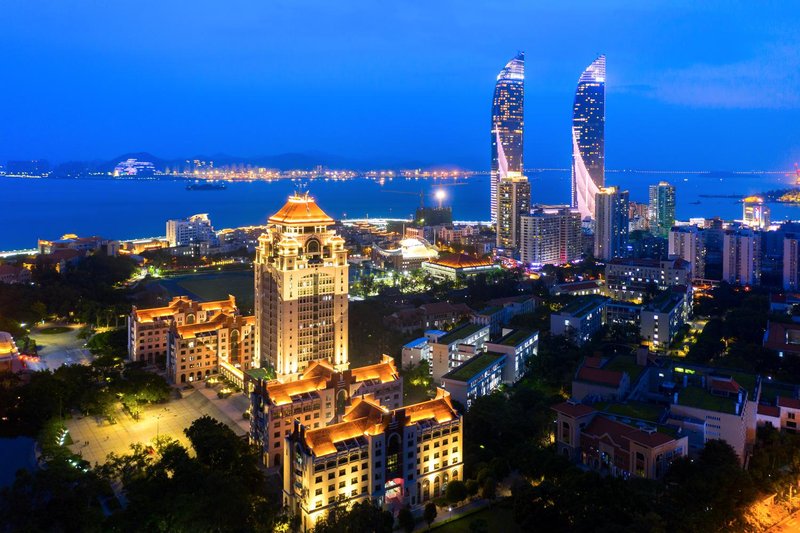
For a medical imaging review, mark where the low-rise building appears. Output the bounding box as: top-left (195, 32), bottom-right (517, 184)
top-left (421, 254), bottom-right (498, 281)
top-left (430, 322), bottom-right (490, 383)
top-left (283, 389), bottom-right (463, 531)
top-left (250, 356), bottom-right (402, 469)
top-left (0, 331), bottom-right (21, 373)
top-left (128, 295), bottom-right (238, 365)
top-left (38, 234), bottom-right (120, 257)
top-left (571, 356), bottom-right (632, 402)
top-left (472, 295), bottom-right (536, 336)
top-left (763, 320), bottom-right (800, 358)
top-left (383, 302), bottom-right (473, 334)
top-left (441, 352), bottom-right (505, 409)
top-left (552, 279), bottom-right (605, 297)
top-left (550, 295), bottom-right (609, 346)
top-left (604, 257), bottom-right (692, 302)
top-left (639, 289), bottom-right (690, 351)
top-left (552, 402), bottom-right (687, 480)
top-left (0, 264), bottom-right (32, 284)
top-left (371, 237), bottom-right (439, 272)
top-left (485, 328), bottom-right (538, 384)
top-left (166, 312), bottom-right (255, 385)
top-left (667, 369), bottom-right (759, 463)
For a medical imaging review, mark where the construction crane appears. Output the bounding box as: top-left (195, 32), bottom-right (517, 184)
top-left (381, 182), bottom-right (468, 209)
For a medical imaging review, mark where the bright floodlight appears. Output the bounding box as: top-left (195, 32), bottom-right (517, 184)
top-left (435, 189), bottom-right (446, 208)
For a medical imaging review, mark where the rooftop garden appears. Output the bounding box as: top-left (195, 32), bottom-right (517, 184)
top-left (444, 352), bottom-right (503, 382)
top-left (497, 328), bottom-right (534, 347)
top-left (597, 401), bottom-right (666, 423)
top-left (677, 386), bottom-right (738, 415)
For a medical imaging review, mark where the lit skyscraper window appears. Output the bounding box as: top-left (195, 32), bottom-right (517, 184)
top-left (572, 55), bottom-right (606, 220)
top-left (491, 52), bottom-right (524, 224)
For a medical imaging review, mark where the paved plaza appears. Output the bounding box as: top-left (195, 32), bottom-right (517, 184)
top-left (66, 386), bottom-right (251, 466)
top-left (27, 323), bottom-right (92, 371)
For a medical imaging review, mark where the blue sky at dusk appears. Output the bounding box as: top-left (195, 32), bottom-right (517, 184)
top-left (2, 1), bottom-right (799, 170)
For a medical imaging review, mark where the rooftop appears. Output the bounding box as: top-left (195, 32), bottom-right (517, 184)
top-left (676, 386), bottom-right (738, 415)
top-left (645, 291), bottom-right (685, 314)
top-left (597, 401), bottom-right (666, 424)
top-left (557, 295), bottom-right (608, 318)
top-left (442, 352), bottom-right (504, 382)
top-left (552, 401), bottom-right (596, 419)
top-left (604, 356), bottom-right (645, 384)
top-left (302, 390), bottom-right (458, 456)
top-left (496, 328), bottom-right (536, 347)
top-left (426, 253), bottom-right (494, 269)
top-left (436, 322), bottom-right (486, 346)
top-left (268, 193), bottom-right (335, 226)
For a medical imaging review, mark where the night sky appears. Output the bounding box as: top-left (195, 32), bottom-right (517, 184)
top-left (2, 1), bottom-right (799, 170)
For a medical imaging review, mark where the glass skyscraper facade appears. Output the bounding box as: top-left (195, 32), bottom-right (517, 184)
top-left (490, 52), bottom-right (524, 224)
top-left (572, 55), bottom-right (606, 220)
top-left (648, 181), bottom-right (676, 237)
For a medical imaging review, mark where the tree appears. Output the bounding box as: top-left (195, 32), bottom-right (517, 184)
top-left (445, 479), bottom-right (468, 504)
top-left (398, 506), bottom-right (415, 533)
top-left (313, 499), bottom-right (393, 533)
top-left (480, 477), bottom-right (496, 500)
top-left (423, 502), bottom-right (437, 529)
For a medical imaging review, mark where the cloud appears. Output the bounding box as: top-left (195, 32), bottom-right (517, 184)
top-left (638, 44), bottom-right (800, 109)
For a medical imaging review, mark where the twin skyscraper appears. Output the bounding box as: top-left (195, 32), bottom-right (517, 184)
top-left (490, 53), bottom-right (606, 248)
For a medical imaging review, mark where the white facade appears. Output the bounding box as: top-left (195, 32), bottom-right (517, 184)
top-left (166, 213), bottom-right (217, 248)
top-left (520, 206), bottom-right (581, 266)
top-left (722, 229), bottom-right (760, 286)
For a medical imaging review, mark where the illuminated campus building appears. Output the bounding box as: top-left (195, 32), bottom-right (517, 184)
top-left (283, 389), bottom-right (463, 531)
top-left (128, 295), bottom-right (238, 365)
top-left (571, 55), bottom-right (606, 220)
top-left (166, 312), bottom-right (255, 385)
top-left (250, 355), bottom-right (402, 469)
top-left (255, 193), bottom-right (349, 381)
top-left (490, 52), bottom-right (524, 224)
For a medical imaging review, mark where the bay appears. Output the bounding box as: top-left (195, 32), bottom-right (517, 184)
top-left (1, 170), bottom-right (799, 250)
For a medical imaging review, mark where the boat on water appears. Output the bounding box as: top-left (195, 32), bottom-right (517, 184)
top-left (186, 181), bottom-right (226, 191)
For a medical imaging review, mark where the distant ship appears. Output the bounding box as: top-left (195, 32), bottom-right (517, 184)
top-left (186, 181), bottom-right (226, 191)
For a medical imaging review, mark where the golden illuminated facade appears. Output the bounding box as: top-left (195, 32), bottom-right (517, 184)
top-left (167, 312), bottom-right (255, 384)
top-left (250, 355), bottom-right (402, 469)
top-left (128, 295), bottom-right (238, 365)
top-left (496, 174), bottom-right (530, 250)
top-left (255, 193), bottom-right (349, 380)
top-left (283, 389), bottom-right (463, 531)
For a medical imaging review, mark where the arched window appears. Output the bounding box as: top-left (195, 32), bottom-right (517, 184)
top-left (335, 389), bottom-right (348, 418)
top-left (186, 313), bottom-right (196, 325)
top-left (433, 476), bottom-right (440, 497)
top-left (230, 329), bottom-right (240, 359)
top-left (306, 239), bottom-right (320, 255)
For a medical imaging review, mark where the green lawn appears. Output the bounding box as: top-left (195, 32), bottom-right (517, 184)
top-left (431, 503), bottom-right (520, 533)
top-left (677, 386), bottom-right (737, 414)
top-left (156, 271), bottom-right (255, 313)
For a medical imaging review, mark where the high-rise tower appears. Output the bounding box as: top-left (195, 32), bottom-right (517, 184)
top-left (491, 52), bottom-right (525, 224)
top-left (594, 186), bottom-right (629, 261)
top-left (648, 181), bottom-right (676, 237)
top-left (496, 174), bottom-right (530, 250)
top-left (255, 192), bottom-right (349, 381)
top-left (572, 55), bottom-right (606, 220)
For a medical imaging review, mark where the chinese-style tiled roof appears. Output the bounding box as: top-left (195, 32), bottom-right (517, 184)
top-left (268, 193), bottom-right (334, 225)
top-left (764, 321), bottom-right (800, 353)
top-left (758, 404), bottom-right (781, 418)
top-left (576, 366), bottom-right (624, 388)
top-left (303, 389), bottom-right (458, 456)
top-left (778, 396), bottom-right (800, 410)
top-left (583, 415), bottom-right (674, 449)
top-left (427, 253), bottom-right (493, 269)
top-left (133, 295), bottom-right (236, 323)
top-left (709, 378), bottom-right (741, 395)
top-left (350, 355), bottom-right (399, 384)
